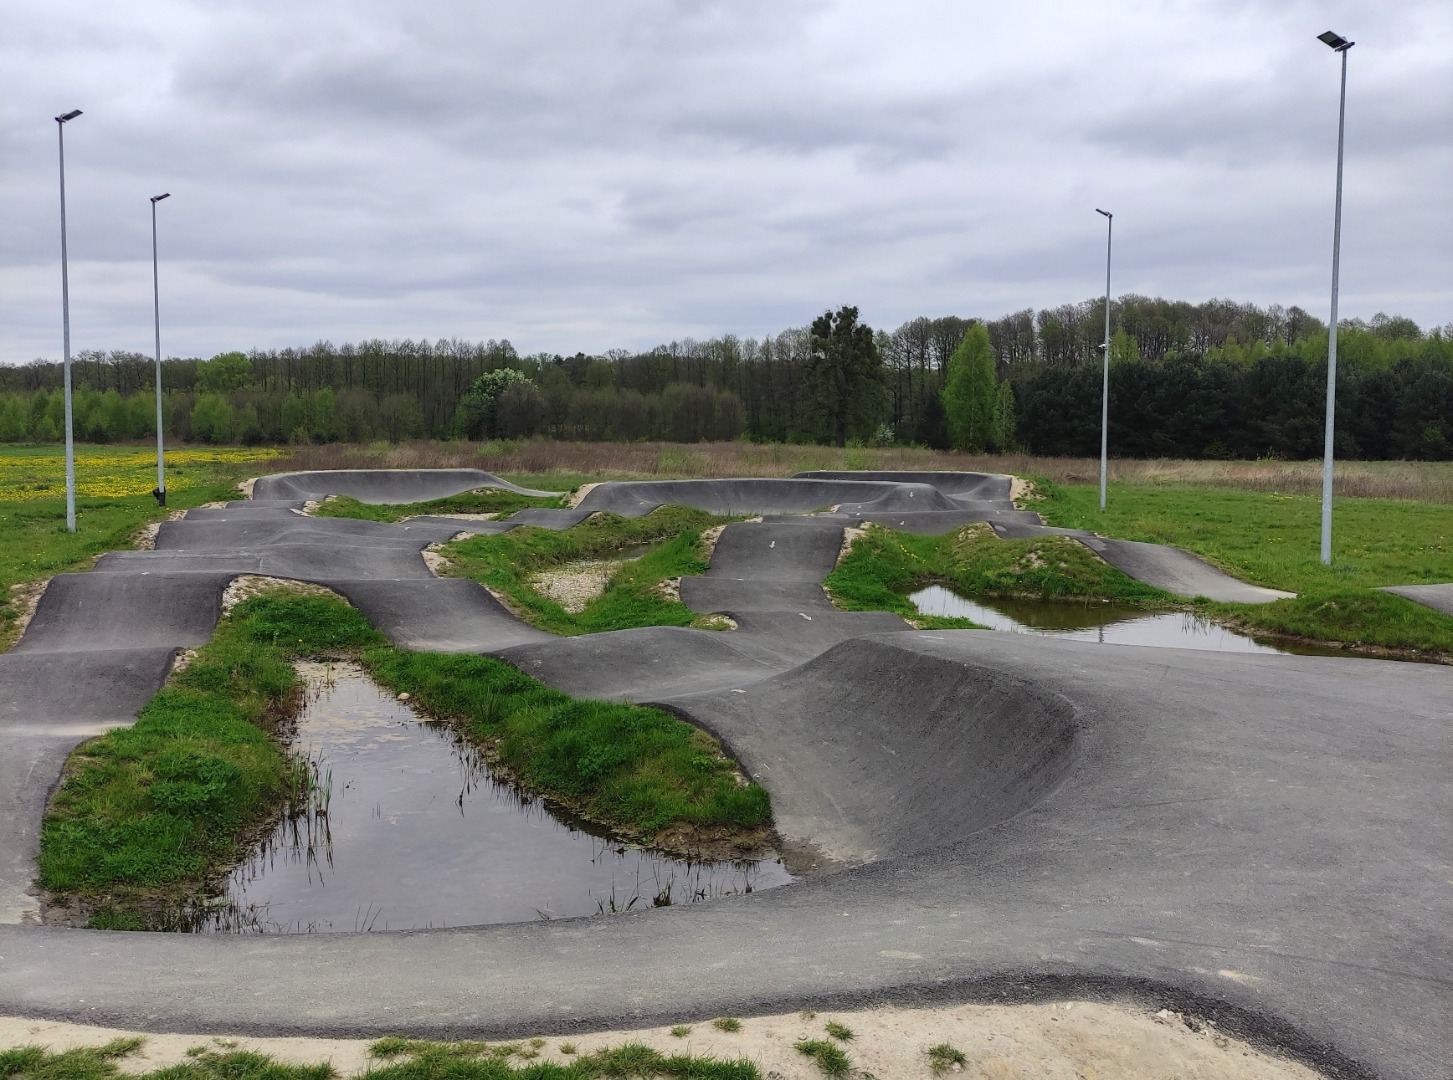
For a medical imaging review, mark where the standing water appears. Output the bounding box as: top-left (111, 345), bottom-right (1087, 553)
top-left (910, 587), bottom-right (1292, 654)
top-left (193, 663), bottom-right (790, 933)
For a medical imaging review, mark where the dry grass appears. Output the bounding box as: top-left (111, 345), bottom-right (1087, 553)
top-left (269, 441), bottom-right (1453, 503)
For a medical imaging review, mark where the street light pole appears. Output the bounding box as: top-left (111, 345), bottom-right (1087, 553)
top-left (1095, 208), bottom-right (1113, 511)
top-left (55, 109), bottom-right (83, 532)
top-left (150, 193), bottom-right (171, 507)
top-left (1317, 30), bottom-right (1353, 566)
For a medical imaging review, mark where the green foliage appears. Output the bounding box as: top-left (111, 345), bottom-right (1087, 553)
top-left (805, 306), bottom-right (888, 447)
top-left (196, 352), bottom-right (253, 394)
top-left (458, 369), bottom-right (533, 440)
top-left (941, 324), bottom-right (1001, 452)
top-left (189, 394), bottom-right (236, 444)
top-left (313, 490), bottom-right (566, 523)
top-left (823, 1022), bottom-right (853, 1042)
top-left (711, 1019), bottom-right (742, 1033)
top-left (793, 1041), bottom-right (852, 1079)
top-left (442, 506), bottom-right (727, 636)
top-left (364, 650), bottom-right (771, 838)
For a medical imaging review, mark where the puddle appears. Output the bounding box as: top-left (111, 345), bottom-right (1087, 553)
top-left (910, 587), bottom-right (1290, 654)
top-left (188, 663), bottom-right (790, 933)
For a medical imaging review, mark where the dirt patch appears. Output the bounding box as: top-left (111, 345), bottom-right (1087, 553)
top-left (836, 524), bottom-right (869, 568)
top-left (132, 510), bottom-right (187, 551)
top-left (221, 576), bottom-right (343, 616)
top-left (236, 477), bottom-right (257, 500)
top-left (401, 512), bottom-right (499, 522)
top-left (692, 613), bottom-right (737, 630)
top-left (700, 523), bottom-right (728, 559)
top-left (532, 562), bottom-right (617, 614)
top-left (1010, 475), bottom-right (1040, 507)
top-left (2, 579), bottom-right (50, 651)
top-left (567, 482), bottom-right (600, 508)
top-left (0, 999), bottom-right (1326, 1079)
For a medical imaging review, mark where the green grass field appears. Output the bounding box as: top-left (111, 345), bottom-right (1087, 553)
top-left (0, 445), bottom-right (279, 648)
top-left (1036, 481), bottom-right (1451, 592)
top-left (1034, 480), bottom-right (1452, 657)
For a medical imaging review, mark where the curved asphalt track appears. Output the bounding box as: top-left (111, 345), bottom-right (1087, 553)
top-left (0, 470), bottom-right (1448, 1080)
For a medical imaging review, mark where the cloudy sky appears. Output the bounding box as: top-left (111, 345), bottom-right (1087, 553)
top-left (2, 0), bottom-right (1449, 364)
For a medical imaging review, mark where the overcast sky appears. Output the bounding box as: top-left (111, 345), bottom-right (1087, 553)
top-left (2, 0), bottom-right (1449, 365)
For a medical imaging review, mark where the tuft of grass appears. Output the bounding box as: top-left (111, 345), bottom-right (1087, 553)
top-left (711, 1018), bottom-right (742, 1033)
top-left (0, 1041), bottom-right (332, 1080)
top-left (313, 490), bottom-right (566, 523)
top-left (364, 649), bottom-right (771, 841)
top-left (0, 1037), bottom-right (763, 1080)
top-left (793, 1040), bottom-right (852, 1078)
top-left (823, 1021), bottom-right (853, 1042)
top-left (558, 1044), bottom-right (577, 1056)
top-left (440, 506), bottom-right (728, 636)
top-left (669, 1027), bottom-right (692, 1039)
top-left (926, 1043), bottom-right (967, 1075)
top-left (38, 590), bottom-right (383, 914)
top-left (826, 522), bottom-right (1170, 620)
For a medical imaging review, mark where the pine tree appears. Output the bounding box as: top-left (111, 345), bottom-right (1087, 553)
top-left (941, 324), bottom-right (998, 451)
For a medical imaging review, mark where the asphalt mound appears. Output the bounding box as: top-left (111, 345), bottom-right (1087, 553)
top-left (252, 469), bottom-right (555, 503)
top-left (575, 478), bottom-right (962, 517)
top-left (671, 635), bottom-right (1078, 867)
top-left (1381, 582), bottom-right (1453, 617)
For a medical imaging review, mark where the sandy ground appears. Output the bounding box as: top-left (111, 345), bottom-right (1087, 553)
top-left (0, 1001), bottom-right (1324, 1079)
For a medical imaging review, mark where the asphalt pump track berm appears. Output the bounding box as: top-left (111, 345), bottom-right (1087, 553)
top-left (0, 470), bottom-right (1446, 1080)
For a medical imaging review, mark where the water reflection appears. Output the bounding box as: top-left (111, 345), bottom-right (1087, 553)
top-left (910, 586), bottom-right (1288, 654)
top-left (182, 663), bottom-right (789, 933)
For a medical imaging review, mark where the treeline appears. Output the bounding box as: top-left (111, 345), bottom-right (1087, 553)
top-left (1, 296), bottom-right (1448, 458)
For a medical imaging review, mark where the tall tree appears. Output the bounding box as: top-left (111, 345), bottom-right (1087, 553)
top-left (804, 306), bottom-right (886, 447)
top-left (941, 324), bottom-right (999, 451)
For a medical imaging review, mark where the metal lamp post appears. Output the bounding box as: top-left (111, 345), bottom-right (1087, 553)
top-left (55, 109), bottom-right (83, 532)
top-left (149, 193), bottom-right (171, 506)
top-left (1095, 208), bottom-right (1113, 511)
top-left (1317, 30), bottom-right (1353, 565)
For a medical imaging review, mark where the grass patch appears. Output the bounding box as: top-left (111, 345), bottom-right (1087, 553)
top-left (0, 1038), bottom-right (763, 1080)
top-left (825, 522), bottom-right (1171, 624)
top-left (441, 506), bottom-right (731, 635)
top-left (1037, 481), bottom-right (1453, 658)
top-left (793, 1040), bottom-right (852, 1078)
top-left (37, 591), bottom-right (385, 923)
top-left (1210, 589), bottom-right (1453, 657)
top-left (823, 1022), bottom-right (853, 1042)
top-left (1036, 481), bottom-right (1452, 593)
top-left (669, 1027), bottom-right (692, 1039)
top-left (363, 648), bottom-right (770, 844)
top-left (710, 1019), bottom-right (742, 1034)
top-left (926, 1043), bottom-right (967, 1075)
top-left (313, 489), bottom-right (566, 523)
